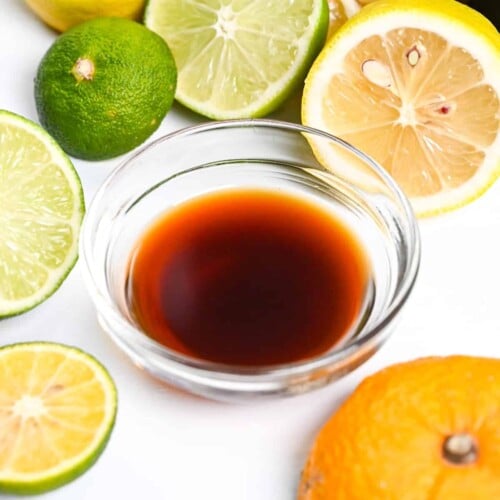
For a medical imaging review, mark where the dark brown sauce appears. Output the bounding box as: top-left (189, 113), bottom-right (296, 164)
top-left (127, 189), bottom-right (370, 366)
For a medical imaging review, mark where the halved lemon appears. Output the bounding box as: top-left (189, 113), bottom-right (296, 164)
top-left (0, 342), bottom-right (117, 495)
top-left (303, 0), bottom-right (500, 216)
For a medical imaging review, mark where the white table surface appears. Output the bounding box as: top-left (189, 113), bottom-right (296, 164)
top-left (1, 2), bottom-right (499, 499)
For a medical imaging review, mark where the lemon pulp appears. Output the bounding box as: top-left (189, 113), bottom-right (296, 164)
top-left (303, 0), bottom-right (500, 216)
top-left (0, 342), bottom-right (117, 495)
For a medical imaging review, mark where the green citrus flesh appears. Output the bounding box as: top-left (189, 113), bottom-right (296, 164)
top-left (144, 0), bottom-right (329, 119)
top-left (0, 342), bottom-right (117, 495)
top-left (35, 17), bottom-right (177, 160)
top-left (0, 110), bottom-right (84, 318)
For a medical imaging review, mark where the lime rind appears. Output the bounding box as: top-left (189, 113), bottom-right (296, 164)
top-left (34, 18), bottom-right (177, 161)
top-left (0, 342), bottom-right (118, 495)
top-left (0, 110), bottom-right (85, 317)
top-left (145, 0), bottom-right (329, 119)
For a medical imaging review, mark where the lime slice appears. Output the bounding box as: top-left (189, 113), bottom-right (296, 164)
top-left (0, 342), bottom-right (117, 495)
top-left (0, 110), bottom-right (84, 317)
top-left (144, 0), bottom-right (329, 119)
top-left (302, 0), bottom-right (500, 217)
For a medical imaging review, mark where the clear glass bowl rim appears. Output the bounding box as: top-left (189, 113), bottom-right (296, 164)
top-left (80, 118), bottom-right (421, 378)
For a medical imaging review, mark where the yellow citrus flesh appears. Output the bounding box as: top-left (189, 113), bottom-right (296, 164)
top-left (327, 1), bottom-right (357, 39)
top-left (25, 0), bottom-right (145, 32)
top-left (0, 343), bottom-right (117, 495)
top-left (303, 0), bottom-right (500, 216)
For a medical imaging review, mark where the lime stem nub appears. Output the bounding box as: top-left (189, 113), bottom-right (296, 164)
top-left (443, 433), bottom-right (478, 465)
top-left (72, 57), bottom-right (95, 82)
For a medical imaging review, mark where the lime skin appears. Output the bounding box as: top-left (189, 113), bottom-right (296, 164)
top-left (35, 17), bottom-right (177, 160)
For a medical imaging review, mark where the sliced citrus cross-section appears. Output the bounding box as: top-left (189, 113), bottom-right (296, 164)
top-left (145, 0), bottom-right (329, 119)
top-left (303, 0), bottom-right (500, 216)
top-left (0, 342), bottom-right (117, 495)
top-left (0, 110), bottom-right (84, 317)
top-left (327, 0), bottom-right (359, 39)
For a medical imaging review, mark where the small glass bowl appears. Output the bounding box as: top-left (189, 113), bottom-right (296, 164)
top-left (80, 119), bottom-right (420, 401)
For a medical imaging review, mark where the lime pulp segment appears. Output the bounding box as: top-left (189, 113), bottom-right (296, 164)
top-left (0, 110), bottom-right (84, 317)
top-left (145, 0), bottom-right (329, 119)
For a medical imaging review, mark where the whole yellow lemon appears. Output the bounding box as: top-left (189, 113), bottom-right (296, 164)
top-left (25, 0), bottom-right (145, 32)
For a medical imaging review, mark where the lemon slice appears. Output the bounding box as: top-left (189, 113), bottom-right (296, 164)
top-left (327, 0), bottom-right (360, 39)
top-left (303, 0), bottom-right (500, 216)
top-left (0, 342), bottom-right (117, 495)
top-left (0, 110), bottom-right (84, 316)
top-left (145, 0), bottom-right (329, 119)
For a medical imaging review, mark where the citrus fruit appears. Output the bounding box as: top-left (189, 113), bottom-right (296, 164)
top-left (25, 0), bottom-right (145, 32)
top-left (466, 1), bottom-right (499, 29)
top-left (35, 17), bottom-right (177, 160)
top-left (299, 356), bottom-right (500, 499)
top-left (327, 1), bottom-right (359, 39)
top-left (0, 110), bottom-right (84, 318)
top-left (327, 1), bottom-right (400, 39)
top-left (0, 342), bottom-right (117, 495)
top-left (144, 0), bottom-right (329, 119)
top-left (302, 0), bottom-right (500, 216)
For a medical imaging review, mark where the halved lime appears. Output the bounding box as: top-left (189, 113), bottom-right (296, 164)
top-left (0, 110), bottom-right (84, 317)
top-left (144, 0), bottom-right (329, 119)
top-left (0, 342), bottom-right (117, 495)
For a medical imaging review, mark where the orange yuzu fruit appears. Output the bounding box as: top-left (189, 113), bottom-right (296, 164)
top-left (299, 356), bottom-right (500, 499)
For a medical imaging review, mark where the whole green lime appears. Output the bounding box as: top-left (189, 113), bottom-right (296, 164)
top-left (35, 17), bottom-right (177, 160)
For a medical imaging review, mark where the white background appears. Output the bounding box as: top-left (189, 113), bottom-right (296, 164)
top-left (1, 1), bottom-right (499, 499)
